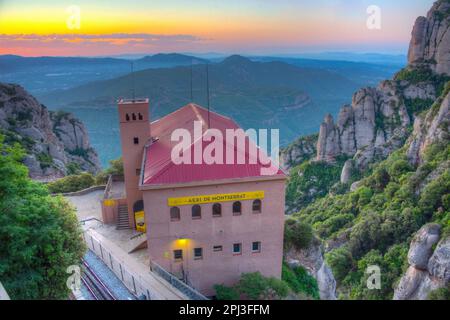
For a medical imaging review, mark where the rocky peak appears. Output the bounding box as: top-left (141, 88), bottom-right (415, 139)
top-left (394, 224), bottom-right (449, 300)
top-left (408, 0), bottom-right (450, 75)
top-left (0, 82), bottom-right (100, 180)
top-left (315, 1), bottom-right (448, 171)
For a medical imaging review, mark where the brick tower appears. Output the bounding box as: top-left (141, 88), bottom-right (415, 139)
top-left (117, 98), bottom-right (150, 228)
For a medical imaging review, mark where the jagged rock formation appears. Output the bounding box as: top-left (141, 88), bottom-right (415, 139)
top-left (316, 80), bottom-right (433, 167)
top-left (407, 91), bottom-right (450, 165)
top-left (285, 238), bottom-right (337, 300)
top-left (0, 83), bottom-right (100, 180)
top-left (281, 134), bottom-right (317, 171)
top-left (408, 0), bottom-right (450, 76)
top-left (315, 0), bottom-right (449, 172)
top-left (394, 224), bottom-right (449, 300)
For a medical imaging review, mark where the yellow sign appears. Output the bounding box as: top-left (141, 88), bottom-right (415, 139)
top-left (103, 199), bottom-right (116, 207)
top-left (134, 210), bottom-right (146, 233)
top-left (167, 191), bottom-right (265, 207)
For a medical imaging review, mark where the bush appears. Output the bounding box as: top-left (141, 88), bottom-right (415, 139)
top-left (214, 284), bottom-right (239, 300)
top-left (47, 172), bottom-right (95, 194)
top-left (215, 272), bottom-right (289, 300)
top-left (326, 247), bottom-right (354, 284)
top-left (284, 219), bottom-right (313, 250)
top-left (0, 136), bottom-right (86, 299)
top-left (95, 157), bottom-right (123, 185)
top-left (428, 286), bottom-right (450, 300)
top-left (282, 263), bottom-right (319, 299)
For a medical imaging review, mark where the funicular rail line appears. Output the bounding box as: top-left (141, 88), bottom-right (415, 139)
top-left (81, 258), bottom-right (117, 300)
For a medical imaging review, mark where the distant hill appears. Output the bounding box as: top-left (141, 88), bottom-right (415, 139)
top-left (0, 53), bottom-right (208, 94)
top-left (250, 56), bottom-right (401, 86)
top-left (39, 55), bottom-right (361, 145)
top-left (135, 53), bottom-right (208, 68)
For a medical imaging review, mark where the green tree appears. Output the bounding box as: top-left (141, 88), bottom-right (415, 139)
top-left (0, 136), bottom-right (86, 299)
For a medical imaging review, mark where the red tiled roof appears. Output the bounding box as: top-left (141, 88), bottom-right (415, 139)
top-left (142, 103), bottom-right (285, 186)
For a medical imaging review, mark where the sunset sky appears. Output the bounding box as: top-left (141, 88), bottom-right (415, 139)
top-left (0, 0), bottom-right (435, 57)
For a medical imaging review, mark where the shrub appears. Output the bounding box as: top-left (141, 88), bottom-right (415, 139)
top-left (214, 284), bottom-right (239, 300)
top-left (282, 263), bottom-right (319, 299)
top-left (0, 136), bottom-right (86, 299)
top-left (284, 219), bottom-right (313, 250)
top-left (47, 172), bottom-right (95, 194)
top-left (215, 272), bottom-right (289, 300)
top-left (428, 286), bottom-right (450, 300)
top-left (95, 157), bottom-right (123, 185)
top-left (326, 247), bottom-right (354, 284)
top-left (37, 152), bottom-right (53, 169)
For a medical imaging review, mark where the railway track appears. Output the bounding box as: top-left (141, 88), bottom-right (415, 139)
top-left (81, 258), bottom-right (117, 300)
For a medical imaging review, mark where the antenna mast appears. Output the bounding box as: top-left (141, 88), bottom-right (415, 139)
top-left (131, 61), bottom-right (135, 102)
top-left (190, 60), bottom-right (193, 102)
top-left (206, 63), bottom-right (210, 128)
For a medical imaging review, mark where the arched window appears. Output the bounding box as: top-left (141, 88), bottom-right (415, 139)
top-left (170, 207), bottom-right (180, 221)
top-left (126, 113), bottom-right (130, 121)
top-left (252, 199), bottom-right (262, 213)
top-left (192, 205), bottom-right (201, 219)
top-left (132, 113), bottom-right (137, 120)
top-left (212, 203), bottom-right (222, 217)
top-left (232, 201), bottom-right (242, 216)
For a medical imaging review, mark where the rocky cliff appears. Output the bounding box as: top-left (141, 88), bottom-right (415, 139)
top-left (0, 83), bottom-right (100, 180)
top-left (315, 0), bottom-right (449, 172)
top-left (282, 0), bottom-right (450, 300)
top-left (394, 224), bottom-right (449, 300)
top-left (408, 0), bottom-right (450, 76)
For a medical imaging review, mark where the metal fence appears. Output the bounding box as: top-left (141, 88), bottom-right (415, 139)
top-left (150, 261), bottom-right (208, 300)
top-left (83, 231), bottom-right (159, 300)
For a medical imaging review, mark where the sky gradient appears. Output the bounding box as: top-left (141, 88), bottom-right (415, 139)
top-left (0, 0), bottom-right (436, 56)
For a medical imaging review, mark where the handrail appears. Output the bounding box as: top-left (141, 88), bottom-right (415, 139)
top-left (149, 261), bottom-right (208, 300)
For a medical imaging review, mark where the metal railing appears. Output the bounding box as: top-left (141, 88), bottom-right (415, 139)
top-left (150, 261), bottom-right (208, 300)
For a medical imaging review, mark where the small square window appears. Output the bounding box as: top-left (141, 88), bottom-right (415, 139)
top-left (233, 243), bottom-right (242, 255)
top-left (194, 248), bottom-right (203, 260)
top-left (173, 250), bottom-right (183, 261)
top-left (252, 241), bottom-right (261, 253)
top-left (133, 137), bottom-right (139, 145)
top-left (213, 245), bottom-right (223, 252)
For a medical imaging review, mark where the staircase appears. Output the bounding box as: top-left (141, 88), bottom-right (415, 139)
top-left (117, 205), bottom-right (131, 230)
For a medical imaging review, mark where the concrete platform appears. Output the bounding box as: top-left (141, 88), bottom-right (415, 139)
top-left (65, 190), bottom-right (187, 300)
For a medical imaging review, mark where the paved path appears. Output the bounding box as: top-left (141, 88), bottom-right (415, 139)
top-left (66, 190), bottom-right (104, 221)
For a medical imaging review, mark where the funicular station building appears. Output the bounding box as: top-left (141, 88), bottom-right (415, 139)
top-left (102, 98), bottom-right (286, 296)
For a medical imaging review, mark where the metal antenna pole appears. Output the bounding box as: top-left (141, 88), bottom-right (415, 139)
top-left (131, 61), bottom-right (135, 102)
top-left (206, 63), bottom-right (210, 128)
top-left (190, 61), bottom-right (193, 102)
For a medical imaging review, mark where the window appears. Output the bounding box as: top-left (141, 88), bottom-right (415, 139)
top-left (136, 168), bottom-right (141, 176)
top-left (132, 113), bottom-right (136, 120)
top-left (173, 250), bottom-right (183, 261)
top-left (138, 113), bottom-right (143, 120)
top-left (170, 207), bottom-right (180, 221)
top-left (193, 248), bottom-right (203, 260)
top-left (192, 205), bottom-right (201, 219)
top-left (232, 201), bottom-right (242, 216)
top-left (252, 199), bottom-right (262, 213)
top-left (212, 203), bottom-right (222, 217)
top-left (133, 137), bottom-right (139, 145)
top-left (233, 243), bottom-right (242, 255)
top-left (252, 241), bottom-right (261, 253)
top-left (213, 245), bottom-right (223, 252)
top-left (126, 113), bottom-right (130, 121)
